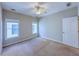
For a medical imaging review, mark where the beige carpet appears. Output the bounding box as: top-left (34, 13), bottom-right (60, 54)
top-left (2, 37), bottom-right (79, 56)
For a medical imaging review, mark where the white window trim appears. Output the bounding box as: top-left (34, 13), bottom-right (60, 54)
top-left (5, 19), bottom-right (19, 40)
top-left (32, 23), bottom-right (37, 34)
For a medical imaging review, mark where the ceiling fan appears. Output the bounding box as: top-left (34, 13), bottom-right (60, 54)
top-left (33, 2), bottom-right (46, 15)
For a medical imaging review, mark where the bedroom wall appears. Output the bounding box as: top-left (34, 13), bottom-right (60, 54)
top-left (0, 3), bottom-right (2, 54)
top-left (39, 7), bottom-right (78, 42)
top-left (3, 9), bottom-right (38, 46)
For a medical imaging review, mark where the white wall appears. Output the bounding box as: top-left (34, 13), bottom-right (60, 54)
top-left (3, 9), bottom-right (38, 46)
top-left (0, 3), bottom-right (2, 54)
top-left (39, 7), bottom-right (78, 42)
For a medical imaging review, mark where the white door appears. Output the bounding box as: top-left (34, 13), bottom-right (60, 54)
top-left (62, 17), bottom-right (78, 47)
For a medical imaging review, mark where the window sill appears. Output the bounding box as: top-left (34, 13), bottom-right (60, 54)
top-left (6, 36), bottom-right (19, 40)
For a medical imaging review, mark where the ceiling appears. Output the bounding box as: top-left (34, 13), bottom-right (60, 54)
top-left (2, 2), bottom-right (79, 17)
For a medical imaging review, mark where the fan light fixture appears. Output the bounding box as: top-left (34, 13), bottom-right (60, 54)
top-left (33, 3), bottom-right (46, 15)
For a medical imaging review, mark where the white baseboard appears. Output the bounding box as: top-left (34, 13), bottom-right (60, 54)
top-left (41, 36), bottom-right (62, 43)
top-left (3, 34), bottom-right (37, 47)
top-left (41, 36), bottom-right (79, 48)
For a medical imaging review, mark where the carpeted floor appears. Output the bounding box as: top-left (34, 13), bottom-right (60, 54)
top-left (2, 37), bottom-right (79, 56)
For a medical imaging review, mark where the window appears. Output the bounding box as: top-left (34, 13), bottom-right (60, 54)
top-left (32, 23), bottom-right (37, 34)
top-left (6, 20), bottom-right (19, 39)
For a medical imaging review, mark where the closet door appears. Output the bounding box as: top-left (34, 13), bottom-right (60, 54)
top-left (62, 16), bottom-right (78, 48)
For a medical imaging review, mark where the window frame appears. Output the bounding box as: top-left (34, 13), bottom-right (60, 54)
top-left (5, 19), bottom-right (19, 40)
top-left (32, 23), bottom-right (37, 34)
